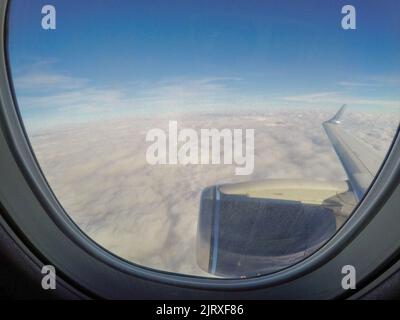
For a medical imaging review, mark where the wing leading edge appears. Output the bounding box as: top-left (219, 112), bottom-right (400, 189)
top-left (323, 105), bottom-right (381, 201)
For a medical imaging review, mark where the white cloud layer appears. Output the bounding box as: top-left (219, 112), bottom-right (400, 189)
top-left (14, 72), bottom-right (89, 90)
top-left (15, 70), bottom-right (400, 132)
top-left (28, 109), bottom-right (399, 276)
top-left (284, 92), bottom-right (400, 108)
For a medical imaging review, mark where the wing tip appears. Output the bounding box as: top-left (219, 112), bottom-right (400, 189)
top-left (327, 104), bottom-right (347, 124)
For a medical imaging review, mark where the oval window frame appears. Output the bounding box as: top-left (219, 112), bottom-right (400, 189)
top-left (1, 0), bottom-right (400, 299)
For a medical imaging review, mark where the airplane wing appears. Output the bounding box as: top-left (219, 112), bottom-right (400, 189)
top-left (323, 105), bottom-right (381, 201)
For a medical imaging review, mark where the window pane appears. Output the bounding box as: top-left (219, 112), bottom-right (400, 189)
top-left (7, 0), bottom-right (400, 278)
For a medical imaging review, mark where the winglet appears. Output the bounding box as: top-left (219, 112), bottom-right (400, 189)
top-left (327, 104), bottom-right (347, 124)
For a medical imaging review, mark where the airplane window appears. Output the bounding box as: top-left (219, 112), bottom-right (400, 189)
top-left (6, 0), bottom-right (400, 278)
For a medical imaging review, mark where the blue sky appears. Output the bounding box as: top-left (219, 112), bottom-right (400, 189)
top-left (7, 0), bottom-right (400, 128)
